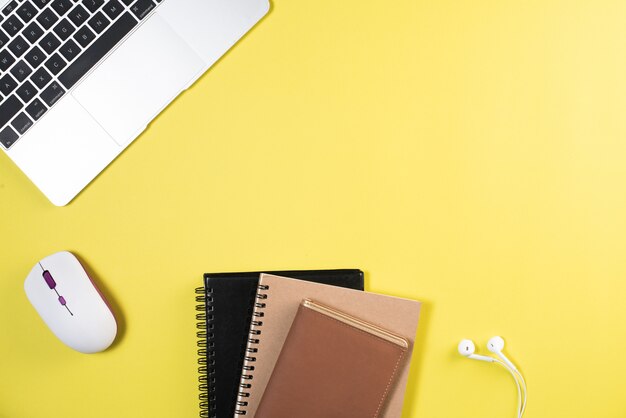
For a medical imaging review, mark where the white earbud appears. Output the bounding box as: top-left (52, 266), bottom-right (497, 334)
top-left (458, 339), bottom-right (496, 363)
top-left (487, 336), bottom-right (518, 372)
top-left (458, 336), bottom-right (527, 417)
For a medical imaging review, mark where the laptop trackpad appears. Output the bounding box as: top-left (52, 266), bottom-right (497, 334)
top-left (73, 14), bottom-right (204, 147)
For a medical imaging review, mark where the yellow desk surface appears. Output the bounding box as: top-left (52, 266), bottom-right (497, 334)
top-left (2, 1), bottom-right (626, 417)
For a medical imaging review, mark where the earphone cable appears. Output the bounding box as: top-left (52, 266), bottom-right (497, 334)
top-left (493, 359), bottom-right (523, 418)
top-left (512, 368), bottom-right (527, 417)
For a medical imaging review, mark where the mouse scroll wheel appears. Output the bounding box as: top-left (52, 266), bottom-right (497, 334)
top-left (42, 270), bottom-right (57, 289)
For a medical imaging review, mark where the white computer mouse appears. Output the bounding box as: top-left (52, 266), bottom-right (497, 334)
top-left (24, 251), bottom-right (117, 354)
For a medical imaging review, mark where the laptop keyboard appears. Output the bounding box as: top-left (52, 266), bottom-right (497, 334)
top-left (0, 0), bottom-right (162, 149)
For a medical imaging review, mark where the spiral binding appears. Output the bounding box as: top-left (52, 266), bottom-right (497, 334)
top-left (234, 284), bottom-right (269, 416)
top-left (196, 286), bottom-right (215, 418)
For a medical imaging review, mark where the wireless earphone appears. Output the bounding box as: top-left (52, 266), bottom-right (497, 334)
top-left (458, 336), bottom-right (527, 418)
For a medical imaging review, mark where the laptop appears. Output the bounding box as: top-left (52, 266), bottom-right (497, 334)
top-left (0, 0), bottom-right (269, 205)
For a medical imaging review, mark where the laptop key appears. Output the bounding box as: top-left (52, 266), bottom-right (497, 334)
top-left (59, 38), bottom-right (80, 61)
top-left (0, 74), bottom-right (18, 96)
top-left (2, 15), bottom-right (24, 37)
top-left (40, 80), bottom-right (65, 106)
top-left (16, 1), bottom-right (37, 22)
top-left (11, 112), bottom-right (33, 135)
top-left (44, 53), bottom-right (66, 75)
top-left (11, 60), bottom-right (32, 82)
top-left (0, 28), bottom-right (8, 48)
top-left (0, 125), bottom-right (19, 149)
top-left (0, 95), bottom-right (23, 128)
top-left (53, 18), bottom-right (75, 41)
top-left (68, 4), bottom-right (89, 26)
top-left (73, 25), bottom-right (95, 47)
top-left (102, 0), bottom-right (122, 20)
top-left (37, 8), bottom-right (59, 30)
top-left (16, 80), bottom-right (36, 102)
top-left (2, 1), bottom-right (17, 16)
top-left (33, 0), bottom-right (52, 9)
top-left (51, 0), bottom-right (73, 16)
top-left (82, 0), bottom-right (104, 13)
top-left (23, 22), bottom-right (45, 43)
top-left (25, 46), bottom-right (46, 68)
top-left (26, 97), bottom-right (47, 121)
top-left (40, 32), bottom-right (61, 54)
top-left (0, 49), bottom-right (15, 71)
top-left (88, 11), bottom-right (109, 34)
top-left (31, 67), bottom-right (52, 89)
top-left (130, 0), bottom-right (155, 20)
top-left (8, 35), bottom-right (28, 57)
top-left (59, 12), bottom-right (137, 89)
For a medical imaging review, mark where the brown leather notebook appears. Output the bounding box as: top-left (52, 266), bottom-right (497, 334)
top-left (256, 299), bottom-right (409, 418)
top-left (234, 274), bottom-right (421, 418)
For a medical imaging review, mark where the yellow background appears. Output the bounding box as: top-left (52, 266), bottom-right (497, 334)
top-left (1, 0), bottom-right (626, 417)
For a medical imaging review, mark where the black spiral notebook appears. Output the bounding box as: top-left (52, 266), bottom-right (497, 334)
top-left (195, 270), bottom-right (364, 418)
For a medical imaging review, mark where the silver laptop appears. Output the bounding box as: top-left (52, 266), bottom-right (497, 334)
top-left (0, 0), bottom-right (268, 205)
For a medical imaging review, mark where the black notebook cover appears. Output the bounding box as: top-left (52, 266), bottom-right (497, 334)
top-left (195, 270), bottom-right (364, 418)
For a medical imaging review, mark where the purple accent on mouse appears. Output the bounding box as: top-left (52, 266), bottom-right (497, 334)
top-left (25, 251), bottom-right (118, 353)
top-left (42, 270), bottom-right (56, 289)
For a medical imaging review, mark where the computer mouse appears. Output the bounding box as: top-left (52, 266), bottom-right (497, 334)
top-left (24, 251), bottom-right (117, 354)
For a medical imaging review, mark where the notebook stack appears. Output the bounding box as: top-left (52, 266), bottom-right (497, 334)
top-left (195, 270), bottom-right (421, 418)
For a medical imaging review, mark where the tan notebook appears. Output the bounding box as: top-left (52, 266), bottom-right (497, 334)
top-left (256, 299), bottom-right (410, 418)
top-left (233, 274), bottom-right (421, 418)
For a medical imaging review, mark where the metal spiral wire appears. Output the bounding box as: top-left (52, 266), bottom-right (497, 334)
top-left (234, 284), bottom-right (269, 416)
top-left (196, 286), bottom-right (215, 418)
